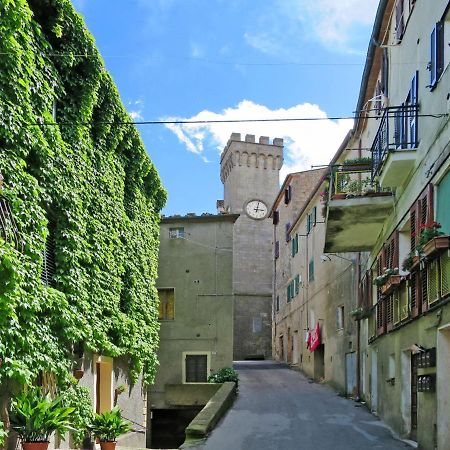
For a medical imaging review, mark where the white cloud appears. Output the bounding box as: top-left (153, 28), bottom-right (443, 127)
top-left (128, 99), bottom-right (144, 121)
top-left (129, 111), bottom-right (143, 120)
top-left (163, 100), bottom-right (352, 181)
top-left (296, 0), bottom-right (379, 49)
top-left (244, 0), bottom-right (378, 55)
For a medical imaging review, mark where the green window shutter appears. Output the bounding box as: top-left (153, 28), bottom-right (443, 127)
top-left (437, 171), bottom-right (450, 234)
top-left (313, 206), bottom-right (317, 225)
top-left (287, 285), bottom-right (291, 302)
top-left (291, 238), bottom-right (295, 257)
top-left (295, 234), bottom-right (299, 254)
top-left (295, 275), bottom-right (300, 295)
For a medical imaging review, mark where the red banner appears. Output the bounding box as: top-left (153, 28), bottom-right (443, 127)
top-left (309, 322), bottom-right (321, 352)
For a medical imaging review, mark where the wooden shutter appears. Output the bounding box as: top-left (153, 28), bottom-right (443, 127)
top-left (411, 184), bottom-right (434, 249)
top-left (273, 210), bottom-right (279, 225)
top-left (395, 0), bottom-right (404, 42)
top-left (386, 295), bottom-right (394, 331)
top-left (385, 231), bottom-right (399, 269)
top-left (381, 48), bottom-right (389, 97)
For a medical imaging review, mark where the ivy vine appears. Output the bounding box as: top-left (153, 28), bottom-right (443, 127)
top-left (0, 0), bottom-right (166, 409)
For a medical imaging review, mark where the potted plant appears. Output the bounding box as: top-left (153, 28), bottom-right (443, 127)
top-left (89, 407), bottom-right (131, 450)
top-left (10, 387), bottom-right (76, 450)
top-left (341, 157), bottom-right (372, 172)
top-left (418, 221), bottom-right (449, 256)
top-left (374, 268), bottom-right (400, 295)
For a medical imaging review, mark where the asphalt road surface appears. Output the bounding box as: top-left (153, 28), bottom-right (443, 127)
top-left (189, 360), bottom-right (410, 450)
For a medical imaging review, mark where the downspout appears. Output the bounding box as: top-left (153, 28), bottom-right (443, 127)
top-left (355, 252), bottom-right (362, 401)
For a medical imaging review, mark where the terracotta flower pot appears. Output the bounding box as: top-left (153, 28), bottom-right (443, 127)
top-left (100, 441), bottom-right (117, 450)
top-left (73, 368), bottom-right (84, 379)
top-left (22, 442), bottom-right (50, 450)
top-left (381, 275), bottom-right (401, 295)
top-left (423, 235), bottom-right (450, 257)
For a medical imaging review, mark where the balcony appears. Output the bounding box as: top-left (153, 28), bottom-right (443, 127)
top-left (324, 167), bottom-right (393, 253)
top-left (372, 105), bottom-right (418, 188)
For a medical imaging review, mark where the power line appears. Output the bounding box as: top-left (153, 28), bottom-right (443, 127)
top-left (25, 113), bottom-right (448, 127)
top-left (0, 51), bottom-right (434, 67)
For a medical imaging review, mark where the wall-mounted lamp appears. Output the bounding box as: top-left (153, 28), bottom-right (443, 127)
top-left (320, 254), bottom-right (355, 263)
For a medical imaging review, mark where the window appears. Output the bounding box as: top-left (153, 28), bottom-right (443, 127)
top-left (273, 210), bottom-right (279, 225)
top-left (169, 227), bottom-right (185, 239)
top-left (158, 288), bottom-right (174, 320)
top-left (295, 275), bottom-right (300, 295)
top-left (275, 240), bottom-right (280, 259)
top-left (336, 306), bottom-right (344, 330)
top-left (291, 233), bottom-right (299, 257)
top-left (285, 222), bottom-right (291, 242)
top-left (184, 353), bottom-right (209, 383)
top-left (276, 295), bottom-right (280, 312)
top-left (410, 184), bottom-right (434, 250)
top-left (284, 185), bottom-right (292, 204)
top-left (308, 259), bottom-right (315, 282)
top-left (394, 72), bottom-right (418, 150)
top-left (429, 22), bottom-right (444, 90)
top-left (42, 219), bottom-right (56, 287)
top-left (306, 207), bottom-right (317, 234)
top-left (252, 316), bottom-right (262, 333)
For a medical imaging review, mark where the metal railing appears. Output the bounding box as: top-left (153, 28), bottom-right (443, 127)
top-left (371, 104), bottom-right (419, 178)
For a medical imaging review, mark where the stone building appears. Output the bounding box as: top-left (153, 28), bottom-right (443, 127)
top-left (149, 213), bottom-right (238, 448)
top-left (271, 157), bottom-right (360, 395)
top-left (323, 1), bottom-right (450, 448)
top-left (220, 133), bottom-right (283, 360)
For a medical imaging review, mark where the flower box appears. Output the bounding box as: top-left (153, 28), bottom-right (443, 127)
top-left (341, 164), bottom-right (371, 172)
top-left (381, 275), bottom-right (401, 296)
top-left (423, 235), bottom-right (450, 257)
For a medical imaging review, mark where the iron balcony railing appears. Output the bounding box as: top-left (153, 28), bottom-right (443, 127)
top-left (331, 167), bottom-right (389, 198)
top-left (371, 104), bottom-right (419, 178)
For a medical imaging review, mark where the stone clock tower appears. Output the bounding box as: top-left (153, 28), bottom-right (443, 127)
top-left (220, 133), bottom-right (283, 359)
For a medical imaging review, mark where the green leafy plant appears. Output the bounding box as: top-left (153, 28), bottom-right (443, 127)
top-left (418, 221), bottom-right (444, 246)
top-left (401, 252), bottom-right (415, 272)
top-left (0, 0), bottom-right (166, 428)
top-left (61, 380), bottom-right (94, 447)
top-left (9, 387), bottom-right (76, 443)
top-left (89, 408), bottom-right (131, 442)
top-left (373, 268), bottom-right (399, 287)
top-left (342, 157), bottom-right (372, 166)
top-left (208, 368), bottom-right (239, 390)
top-left (0, 420), bottom-right (8, 448)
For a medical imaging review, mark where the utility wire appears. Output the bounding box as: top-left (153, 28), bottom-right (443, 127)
top-left (0, 51), bottom-right (434, 67)
top-left (25, 113), bottom-right (448, 127)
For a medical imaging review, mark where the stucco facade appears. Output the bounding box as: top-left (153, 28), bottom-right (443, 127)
top-left (324, 1), bottom-right (450, 449)
top-left (272, 168), bottom-right (359, 395)
top-left (151, 214), bottom-right (237, 413)
top-left (220, 133), bottom-right (283, 360)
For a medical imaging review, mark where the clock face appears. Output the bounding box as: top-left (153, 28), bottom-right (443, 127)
top-left (245, 200), bottom-right (268, 219)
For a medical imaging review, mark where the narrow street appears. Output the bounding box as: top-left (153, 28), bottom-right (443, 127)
top-left (189, 361), bottom-right (410, 450)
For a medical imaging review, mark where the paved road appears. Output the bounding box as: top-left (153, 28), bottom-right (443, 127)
top-left (189, 360), bottom-right (409, 450)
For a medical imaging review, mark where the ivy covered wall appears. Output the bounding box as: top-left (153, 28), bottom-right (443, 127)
top-left (0, 0), bottom-right (166, 400)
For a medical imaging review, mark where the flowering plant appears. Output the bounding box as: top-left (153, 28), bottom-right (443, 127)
top-left (418, 221), bottom-right (443, 247)
top-left (319, 190), bottom-right (328, 204)
top-left (373, 267), bottom-right (399, 286)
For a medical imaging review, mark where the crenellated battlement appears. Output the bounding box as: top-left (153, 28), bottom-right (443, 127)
top-left (220, 133), bottom-right (284, 183)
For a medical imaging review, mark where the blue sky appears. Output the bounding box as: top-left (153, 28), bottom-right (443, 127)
top-left (72, 0), bottom-right (379, 215)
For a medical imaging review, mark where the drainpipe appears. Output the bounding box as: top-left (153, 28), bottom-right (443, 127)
top-left (355, 252), bottom-right (361, 401)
